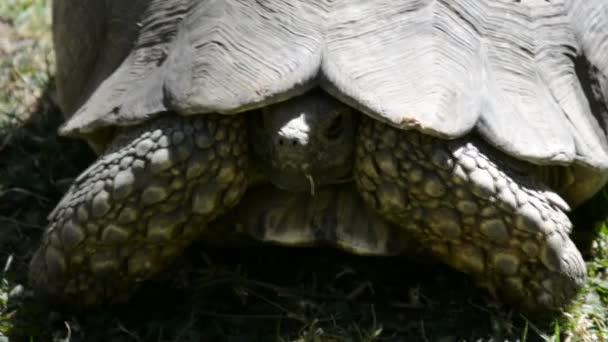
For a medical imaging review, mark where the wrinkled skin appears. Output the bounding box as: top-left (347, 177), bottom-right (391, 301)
top-left (30, 89), bottom-right (585, 314)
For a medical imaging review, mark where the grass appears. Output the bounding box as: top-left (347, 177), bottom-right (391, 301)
top-left (1, 1), bottom-right (607, 341)
top-left (0, 0), bottom-right (52, 127)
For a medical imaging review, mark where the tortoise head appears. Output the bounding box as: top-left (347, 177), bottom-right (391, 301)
top-left (249, 89), bottom-right (357, 193)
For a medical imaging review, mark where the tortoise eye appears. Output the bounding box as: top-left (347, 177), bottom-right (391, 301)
top-left (326, 113), bottom-right (344, 140)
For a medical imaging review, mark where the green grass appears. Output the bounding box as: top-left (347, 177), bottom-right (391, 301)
top-left (1, 1), bottom-right (607, 341)
top-left (0, 0), bottom-right (52, 127)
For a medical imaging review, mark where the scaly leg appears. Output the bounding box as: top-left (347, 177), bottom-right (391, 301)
top-left (29, 114), bottom-right (248, 307)
top-left (354, 117), bottom-right (585, 313)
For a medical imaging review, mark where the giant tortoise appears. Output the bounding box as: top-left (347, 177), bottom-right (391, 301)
top-left (29, 0), bottom-right (608, 313)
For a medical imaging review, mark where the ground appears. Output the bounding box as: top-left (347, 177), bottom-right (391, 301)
top-left (0, 1), bottom-right (607, 341)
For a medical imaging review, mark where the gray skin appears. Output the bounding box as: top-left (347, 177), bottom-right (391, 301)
top-left (249, 89), bottom-right (356, 193)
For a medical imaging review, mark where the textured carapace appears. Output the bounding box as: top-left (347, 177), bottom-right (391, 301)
top-left (55, 1), bottom-right (608, 170)
top-left (52, 0), bottom-right (608, 205)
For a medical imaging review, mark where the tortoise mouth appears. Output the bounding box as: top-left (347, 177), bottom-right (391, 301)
top-left (252, 157), bottom-right (355, 194)
top-left (272, 171), bottom-right (354, 194)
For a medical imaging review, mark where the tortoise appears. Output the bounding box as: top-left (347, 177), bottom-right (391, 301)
top-left (29, 0), bottom-right (608, 313)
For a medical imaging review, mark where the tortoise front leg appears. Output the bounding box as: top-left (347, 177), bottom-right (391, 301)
top-left (29, 114), bottom-right (248, 307)
top-left (354, 117), bottom-right (586, 314)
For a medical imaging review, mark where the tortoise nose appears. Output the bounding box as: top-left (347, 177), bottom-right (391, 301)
top-left (273, 112), bottom-right (311, 165)
top-left (274, 135), bottom-right (308, 159)
top-left (276, 136), bottom-right (305, 148)
top-left (273, 126), bottom-right (311, 168)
